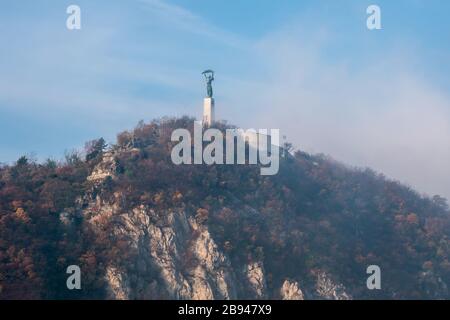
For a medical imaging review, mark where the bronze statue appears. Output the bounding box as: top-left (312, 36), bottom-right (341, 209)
top-left (202, 70), bottom-right (214, 98)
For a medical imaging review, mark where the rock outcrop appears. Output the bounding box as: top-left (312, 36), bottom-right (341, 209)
top-left (79, 148), bottom-right (352, 300)
top-left (105, 266), bottom-right (130, 300)
top-left (280, 280), bottom-right (304, 300)
top-left (315, 271), bottom-right (351, 300)
top-left (87, 151), bottom-right (117, 182)
top-left (244, 261), bottom-right (267, 299)
top-left (83, 187), bottom-right (238, 299)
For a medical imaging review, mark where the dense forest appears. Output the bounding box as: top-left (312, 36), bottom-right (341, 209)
top-left (1, 117), bottom-right (449, 299)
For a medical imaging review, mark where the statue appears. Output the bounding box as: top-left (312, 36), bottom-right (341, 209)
top-left (202, 70), bottom-right (214, 98)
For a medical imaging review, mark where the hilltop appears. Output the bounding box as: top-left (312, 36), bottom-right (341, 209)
top-left (0, 117), bottom-right (449, 299)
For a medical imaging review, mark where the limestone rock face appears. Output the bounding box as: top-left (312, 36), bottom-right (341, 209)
top-left (245, 261), bottom-right (267, 299)
top-left (80, 148), bottom-right (352, 300)
top-left (315, 271), bottom-right (351, 300)
top-left (81, 188), bottom-right (351, 300)
top-left (189, 218), bottom-right (237, 299)
top-left (87, 151), bottom-right (117, 182)
top-left (280, 280), bottom-right (304, 300)
top-left (84, 194), bottom-right (237, 300)
top-left (105, 266), bottom-right (130, 300)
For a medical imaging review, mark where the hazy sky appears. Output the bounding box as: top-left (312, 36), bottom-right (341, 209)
top-left (0, 0), bottom-right (449, 199)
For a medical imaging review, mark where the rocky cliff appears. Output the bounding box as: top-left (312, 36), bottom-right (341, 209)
top-left (82, 150), bottom-right (350, 299)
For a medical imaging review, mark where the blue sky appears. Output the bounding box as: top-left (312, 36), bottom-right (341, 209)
top-left (0, 0), bottom-right (450, 199)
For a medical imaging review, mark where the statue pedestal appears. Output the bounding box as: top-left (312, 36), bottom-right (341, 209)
top-left (203, 97), bottom-right (215, 127)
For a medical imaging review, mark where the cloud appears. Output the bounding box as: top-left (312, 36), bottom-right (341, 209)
top-left (224, 23), bottom-right (450, 200)
top-left (136, 0), bottom-right (245, 48)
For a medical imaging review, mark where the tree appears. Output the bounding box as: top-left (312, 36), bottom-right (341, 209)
top-left (85, 138), bottom-right (107, 162)
top-left (16, 156), bottom-right (28, 166)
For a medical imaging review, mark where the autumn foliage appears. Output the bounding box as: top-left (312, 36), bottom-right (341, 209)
top-left (0, 117), bottom-right (449, 299)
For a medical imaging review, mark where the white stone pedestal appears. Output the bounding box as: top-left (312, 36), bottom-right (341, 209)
top-left (203, 97), bottom-right (215, 127)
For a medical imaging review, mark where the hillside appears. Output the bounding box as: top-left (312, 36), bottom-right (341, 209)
top-left (0, 117), bottom-right (449, 299)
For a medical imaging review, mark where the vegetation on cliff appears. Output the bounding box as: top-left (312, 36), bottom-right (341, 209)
top-left (1, 117), bottom-right (449, 299)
